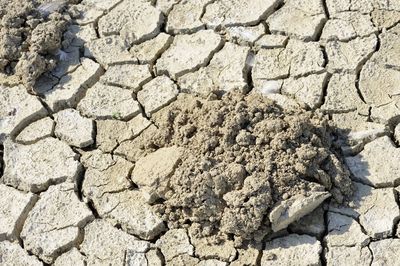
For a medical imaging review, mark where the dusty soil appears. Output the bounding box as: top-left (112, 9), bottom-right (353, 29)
top-left (139, 92), bottom-right (353, 244)
top-left (0, 0), bottom-right (75, 89)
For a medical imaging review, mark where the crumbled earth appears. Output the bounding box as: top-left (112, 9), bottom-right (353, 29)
top-left (1, 0), bottom-right (400, 265)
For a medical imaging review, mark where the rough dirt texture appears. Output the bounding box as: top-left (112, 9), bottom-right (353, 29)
top-left (147, 93), bottom-right (352, 244)
top-left (1, 0), bottom-right (400, 265)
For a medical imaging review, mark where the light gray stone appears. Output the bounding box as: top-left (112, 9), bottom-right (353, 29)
top-left (230, 247), bottom-right (261, 266)
top-left (326, 35), bottom-right (377, 73)
top-left (16, 117), bottom-right (54, 144)
top-left (65, 24), bottom-right (97, 48)
top-left (345, 136), bottom-right (400, 187)
top-left (146, 249), bottom-right (164, 266)
top-left (81, 220), bottom-right (150, 265)
top-left (138, 76), bottom-right (179, 116)
top-left (53, 248), bottom-right (86, 266)
top-left (166, 0), bottom-right (209, 34)
top-left (0, 85), bottom-right (47, 143)
top-left (3, 138), bottom-right (81, 193)
top-left (130, 33), bottom-right (173, 64)
top-left (21, 183), bottom-right (93, 264)
top-left (131, 146), bottom-right (182, 202)
top-left (71, 4), bottom-right (103, 25)
top-left (202, 0), bottom-right (281, 28)
top-left (325, 245), bottom-right (372, 266)
top-left (225, 24), bottom-right (265, 45)
top-left (324, 212), bottom-right (370, 247)
top-left (156, 30), bottom-right (223, 79)
top-left (100, 64), bottom-right (152, 92)
top-left (321, 74), bottom-right (364, 113)
top-left (267, 0), bottom-right (327, 41)
top-left (289, 207), bottom-right (325, 238)
top-left (261, 234), bottom-right (322, 266)
top-left (0, 241), bottom-right (43, 266)
top-left (156, 229), bottom-right (194, 261)
top-left (167, 254), bottom-right (200, 265)
top-left (54, 109), bottom-right (94, 148)
top-left (77, 83), bottom-right (140, 121)
top-left (370, 239), bottom-right (400, 266)
top-left (281, 73), bottom-right (328, 109)
top-left (178, 42), bottom-right (250, 96)
top-left (42, 58), bottom-right (104, 112)
top-left (197, 260), bottom-right (227, 266)
top-left (0, 184), bottom-right (37, 241)
top-left (269, 192), bottom-right (331, 232)
top-left (98, 0), bottom-right (163, 45)
top-left (255, 34), bottom-right (288, 49)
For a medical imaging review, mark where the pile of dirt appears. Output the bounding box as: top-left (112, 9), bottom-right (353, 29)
top-left (139, 92), bottom-right (353, 244)
top-left (0, 0), bottom-right (77, 89)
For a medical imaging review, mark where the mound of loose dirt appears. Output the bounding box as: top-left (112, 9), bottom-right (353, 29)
top-left (137, 92), bottom-right (353, 244)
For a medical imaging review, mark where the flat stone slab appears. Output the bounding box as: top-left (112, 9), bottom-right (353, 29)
top-left (98, 0), bottom-right (163, 45)
top-left (261, 234), bottom-right (322, 265)
top-left (0, 85), bottom-right (47, 143)
top-left (225, 24), bottom-right (265, 45)
top-left (3, 138), bottom-right (81, 193)
top-left (345, 136), bottom-right (400, 187)
top-left (54, 109), bottom-right (94, 148)
top-left (0, 184), bottom-right (37, 242)
top-left (100, 64), bottom-right (152, 92)
top-left (42, 58), bottom-right (104, 112)
top-left (178, 42), bottom-right (250, 96)
top-left (16, 117), bottom-right (54, 144)
top-left (325, 245), bottom-right (372, 266)
top-left (166, 0), bottom-right (208, 34)
top-left (267, 0), bottom-right (327, 41)
top-left (156, 229), bottom-right (194, 261)
top-left (369, 239), bottom-right (400, 266)
top-left (130, 33), bottom-right (173, 64)
top-left (255, 34), bottom-right (288, 49)
top-left (80, 219), bottom-right (150, 265)
top-left (0, 241), bottom-right (43, 266)
top-left (53, 248), bottom-right (86, 266)
top-left (21, 183), bottom-right (93, 264)
top-left (269, 192), bottom-right (331, 232)
top-left (137, 76), bottom-right (179, 116)
top-left (77, 83), bottom-right (141, 121)
top-left (155, 30), bottom-right (223, 79)
top-left (202, 0), bottom-right (281, 28)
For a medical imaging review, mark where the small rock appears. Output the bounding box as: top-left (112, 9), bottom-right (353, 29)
top-left (130, 33), bottom-right (173, 64)
top-left (16, 117), bottom-right (54, 144)
top-left (326, 35), bottom-right (377, 73)
top-left (225, 24), bottom-right (265, 45)
top-left (281, 73), bottom-right (328, 109)
top-left (3, 138), bottom-right (81, 192)
top-left (0, 184), bottom-right (37, 241)
top-left (53, 248), bottom-right (86, 266)
top-left (85, 36), bottom-right (137, 66)
top-left (166, 0), bottom-right (208, 34)
top-left (137, 76), bottom-right (179, 116)
top-left (146, 249), bottom-right (164, 266)
top-left (100, 64), bottom-right (152, 92)
top-left (98, 0), bottom-right (163, 45)
top-left (54, 109), bottom-right (94, 148)
top-left (325, 245), bottom-right (372, 266)
top-left (267, 0), bottom-right (327, 41)
top-left (42, 58), bottom-right (103, 112)
top-left (289, 207), bottom-right (325, 238)
top-left (321, 74), bottom-right (364, 113)
top-left (345, 136), bottom-right (400, 187)
top-left (255, 34), bottom-right (288, 49)
top-left (0, 85), bottom-right (47, 143)
top-left (0, 241), bottom-right (43, 266)
top-left (81, 220), bottom-right (150, 265)
top-left (261, 234), bottom-right (322, 266)
top-left (156, 30), bottom-right (223, 79)
top-left (21, 183), bottom-right (94, 264)
top-left (269, 192), bottom-right (331, 232)
top-left (96, 115), bottom-right (151, 153)
top-left (131, 146), bottom-right (182, 202)
top-left (156, 229), bottom-right (194, 261)
top-left (202, 0), bottom-right (280, 28)
top-left (178, 42), bottom-right (250, 97)
top-left (77, 83), bottom-right (141, 121)
top-left (369, 239), bottom-right (400, 266)
top-left (324, 212), bottom-right (370, 247)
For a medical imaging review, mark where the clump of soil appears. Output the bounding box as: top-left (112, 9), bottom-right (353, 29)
top-left (142, 92), bottom-right (353, 244)
top-left (0, 0), bottom-right (75, 89)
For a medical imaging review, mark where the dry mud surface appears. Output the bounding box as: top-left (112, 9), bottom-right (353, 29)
top-left (1, 0), bottom-right (400, 265)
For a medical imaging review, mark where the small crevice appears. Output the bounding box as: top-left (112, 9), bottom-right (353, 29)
top-left (318, 72), bottom-right (332, 108)
top-left (86, 200), bottom-right (100, 219)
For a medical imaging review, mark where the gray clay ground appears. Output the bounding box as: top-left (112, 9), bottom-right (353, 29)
top-left (1, 0), bottom-right (400, 265)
